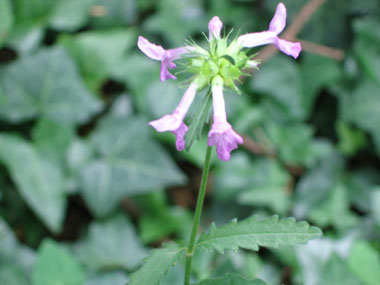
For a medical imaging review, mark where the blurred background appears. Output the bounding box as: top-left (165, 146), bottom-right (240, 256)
top-left (0, 0), bottom-right (380, 284)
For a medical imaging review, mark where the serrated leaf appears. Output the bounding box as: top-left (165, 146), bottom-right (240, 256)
top-left (196, 215), bottom-right (322, 253)
top-left (73, 215), bottom-right (148, 271)
top-left (0, 47), bottom-right (102, 124)
top-left (0, 134), bottom-right (66, 233)
top-left (195, 273), bottom-right (266, 285)
top-left (128, 243), bottom-right (185, 285)
top-left (185, 92), bottom-right (212, 151)
top-left (79, 116), bottom-right (186, 216)
top-left (32, 239), bottom-right (85, 285)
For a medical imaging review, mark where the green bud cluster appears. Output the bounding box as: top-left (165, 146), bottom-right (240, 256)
top-left (183, 34), bottom-right (259, 93)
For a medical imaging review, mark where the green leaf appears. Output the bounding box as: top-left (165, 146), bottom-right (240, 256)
top-left (185, 92), bottom-right (212, 151)
top-left (128, 243), bottom-right (185, 285)
top-left (90, 0), bottom-right (137, 28)
top-left (237, 160), bottom-right (291, 214)
top-left (85, 271), bottom-right (129, 285)
top-left (49, 0), bottom-right (93, 31)
top-left (79, 116), bottom-right (186, 217)
top-left (0, 134), bottom-right (66, 233)
top-left (251, 56), bottom-right (304, 120)
top-left (0, 47), bottom-right (102, 124)
top-left (32, 239), bottom-right (85, 285)
top-left (347, 240), bottom-right (380, 285)
top-left (340, 81), bottom-right (380, 155)
top-left (195, 273), bottom-right (266, 285)
top-left (196, 215), bottom-right (322, 253)
top-left (59, 29), bottom-right (136, 90)
top-left (0, 0), bottom-right (13, 47)
top-left (336, 120), bottom-right (367, 155)
top-left (73, 215), bottom-right (148, 271)
top-left (320, 254), bottom-right (360, 285)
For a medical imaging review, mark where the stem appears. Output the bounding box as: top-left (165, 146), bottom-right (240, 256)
top-left (184, 145), bottom-right (213, 285)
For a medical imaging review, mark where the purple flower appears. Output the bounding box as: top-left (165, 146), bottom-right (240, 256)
top-left (149, 82), bottom-right (198, 151)
top-left (238, 2), bottom-right (301, 59)
top-left (208, 16), bottom-right (223, 39)
top-left (208, 84), bottom-right (243, 161)
top-left (137, 36), bottom-right (192, 82)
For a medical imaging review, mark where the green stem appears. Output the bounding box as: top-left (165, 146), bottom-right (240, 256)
top-left (184, 145), bottom-right (213, 285)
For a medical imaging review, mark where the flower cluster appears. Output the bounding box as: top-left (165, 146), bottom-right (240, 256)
top-left (138, 2), bottom-right (301, 161)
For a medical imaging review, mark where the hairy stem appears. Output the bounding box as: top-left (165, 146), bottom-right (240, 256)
top-left (184, 145), bottom-right (213, 285)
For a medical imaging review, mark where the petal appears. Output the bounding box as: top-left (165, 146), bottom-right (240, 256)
top-left (238, 31), bottom-right (277, 48)
top-left (172, 123), bottom-right (188, 151)
top-left (269, 2), bottom-right (287, 34)
top-left (160, 62), bottom-right (177, 82)
top-left (159, 47), bottom-right (192, 82)
top-left (208, 16), bottom-right (223, 39)
top-left (211, 85), bottom-right (227, 123)
top-left (149, 114), bottom-right (182, 132)
top-left (137, 36), bottom-right (165, 61)
top-left (208, 122), bottom-right (243, 161)
top-left (275, 38), bottom-right (301, 59)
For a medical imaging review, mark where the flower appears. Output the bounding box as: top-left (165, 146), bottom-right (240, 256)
top-left (238, 2), bottom-right (301, 59)
top-left (137, 36), bottom-right (192, 82)
top-left (208, 79), bottom-right (243, 161)
top-left (208, 16), bottom-right (223, 39)
top-left (149, 82), bottom-right (198, 151)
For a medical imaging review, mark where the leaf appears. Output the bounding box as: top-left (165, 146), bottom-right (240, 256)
top-left (85, 271), bottom-right (129, 285)
top-left (49, 0), bottom-right (93, 31)
top-left (237, 160), bottom-right (291, 214)
top-left (320, 254), bottom-right (360, 285)
top-left (90, 0), bottom-right (137, 28)
top-left (73, 215), bottom-right (148, 271)
top-left (0, 47), bottom-right (102, 124)
top-left (0, 218), bottom-right (36, 283)
top-left (196, 215), bottom-right (322, 253)
top-left (128, 243), bottom-right (185, 285)
top-left (0, 0), bottom-right (13, 47)
top-left (32, 239), bottom-right (85, 285)
top-left (195, 273), bottom-right (266, 285)
top-left (185, 92), bottom-right (212, 151)
top-left (59, 29), bottom-right (136, 90)
top-left (340, 81), bottom-right (380, 155)
top-left (0, 134), bottom-right (66, 233)
top-left (251, 56), bottom-right (304, 120)
top-left (347, 240), bottom-right (380, 285)
top-left (79, 116), bottom-right (186, 217)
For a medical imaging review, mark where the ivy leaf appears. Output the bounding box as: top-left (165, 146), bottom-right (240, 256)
top-left (59, 29), bottom-right (136, 90)
top-left (73, 215), bottom-right (148, 271)
top-left (196, 215), bottom-right (322, 253)
top-left (128, 243), bottom-right (185, 285)
top-left (32, 239), bottom-right (85, 285)
top-left (79, 116), bottom-right (186, 217)
top-left (185, 92), bottom-right (212, 151)
top-left (0, 134), bottom-right (66, 233)
top-left (0, 47), bottom-right (102, 124)
top-left (194, 273), bottom-right (266, 285)
top-left (347, 240), bottom-right (380, 284)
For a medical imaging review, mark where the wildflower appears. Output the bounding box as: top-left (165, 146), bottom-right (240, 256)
top-left (138, 2), bottom-right (301, 161)
top-left (238, 3), bottom-right (301, 59)
top-left (149, 82), bottom-right (198, 151)
top-left (208, 77), bottom-right (243, 161)
top-left (137, 36), bottom-right (193, 82)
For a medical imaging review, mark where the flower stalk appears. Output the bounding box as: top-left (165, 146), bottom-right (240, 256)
top-left (184, 145), bottom-right (213, 285)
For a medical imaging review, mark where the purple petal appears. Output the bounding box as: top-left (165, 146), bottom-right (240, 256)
top-left (149, 114), bottom-right (182, 132)
top-left (137, 36), bottom-right (165, 61)
top-left (208, 16), bottom-right (223, 39)
top-left (238, 31), bottom-right (277, 48)
top-left (269, 3), bottom-right (287, 34)
top-left (208, 122), bottom-right (243, 161)
top-left (159, 47), bottom-right (192, 82)
top-left (172, 123), bottom-right (188, 151)
top-left (275, 38), bottom-right (301, 59)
